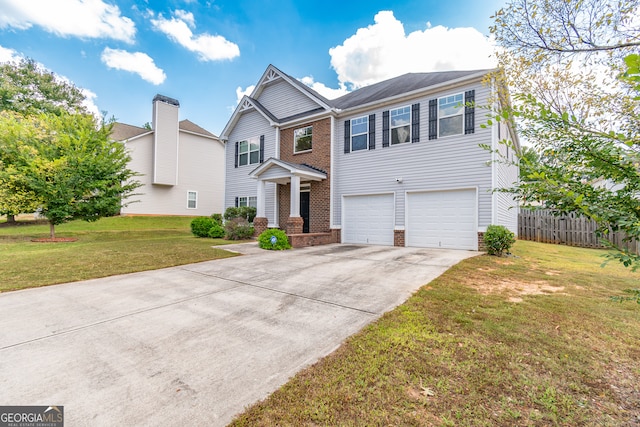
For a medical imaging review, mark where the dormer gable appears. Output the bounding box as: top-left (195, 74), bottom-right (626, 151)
top-left (251, 64), bottom-right (333, 111)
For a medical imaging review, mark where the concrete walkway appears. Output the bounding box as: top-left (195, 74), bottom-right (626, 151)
top-left (0, 243), bottom-right (477, 426)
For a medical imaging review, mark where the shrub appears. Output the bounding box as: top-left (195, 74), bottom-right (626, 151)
top-left (211, 213), bottom-right (223, 226)
top-left (258, 228), bottom-right (291, 250)
top-left (224, 217), bottom-right (255, 240)
top-left (224, 206), bottom-right (257, 223)
top-left (208, 223), bottom-right (225, 238)
top-left (484, 224), bottom-right (516, 256)
top-left (191, 217), bottom-right (214, 238)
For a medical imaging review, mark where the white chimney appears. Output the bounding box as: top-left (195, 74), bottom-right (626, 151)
top-left (152, 95), bottom-right (179, 186)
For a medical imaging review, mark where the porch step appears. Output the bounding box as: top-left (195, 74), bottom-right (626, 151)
top-left (287, 232), bottom-right (337, 248)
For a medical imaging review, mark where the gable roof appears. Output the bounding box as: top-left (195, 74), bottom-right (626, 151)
top-left (179, 119), bottom-right (218, 138)
top-left (220, 66), bottom-right (496, 141)
top-left (112, 120), bottom-right (218, 142)
top-left (111, 123), bottom-right (151, 141)
top-left (249, 158), bottom-right (327, 184)
top-left (251, 64), bottom-right (333, 110)
top-left (330, 69), bottom-right (492, 110)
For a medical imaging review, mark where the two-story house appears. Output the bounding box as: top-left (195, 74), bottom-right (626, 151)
top-left (113, 95), bottom-right (225, 216)
top-left (221, 65), bottom-right (518, 250)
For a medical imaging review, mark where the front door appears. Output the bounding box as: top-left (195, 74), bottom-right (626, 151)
top-left (300, 191), bottom-right (310, 233)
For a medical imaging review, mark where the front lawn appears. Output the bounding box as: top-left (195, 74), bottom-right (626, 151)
top-left (230, 241), bottom-right (640, 426)
top-left (0, 216), bottom-right (240, 292)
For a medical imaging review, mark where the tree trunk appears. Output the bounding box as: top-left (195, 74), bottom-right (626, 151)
top-left (6, 214), bottom-right (16, 223)
top-left (49, 222), bottom-right (56, 240)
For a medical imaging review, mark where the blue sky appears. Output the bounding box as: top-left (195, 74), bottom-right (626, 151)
top-left (0, 0), bottom-right (505, 135)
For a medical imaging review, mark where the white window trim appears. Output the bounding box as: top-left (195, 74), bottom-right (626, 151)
top-left (390, 105), bottom-right (411, 145)
top-left (293, 126), bottom-right (313, 154)
top-left (437, 92), bottom-right (464, 138)
top-left (238, 137), bottom-right (260, 166)
top-left (351, 115), bottom-right (368, 151)
top-left (238, 196), bottom-right (257, 208)
top-left (187, 191), bottom-right (198, 209)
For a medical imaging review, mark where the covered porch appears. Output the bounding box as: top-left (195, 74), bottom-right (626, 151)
top-left (249, 158), bottom-right (338, 247)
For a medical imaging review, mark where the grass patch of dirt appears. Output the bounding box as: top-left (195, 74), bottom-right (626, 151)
top-left (230, 241), bottom-right (640, 427)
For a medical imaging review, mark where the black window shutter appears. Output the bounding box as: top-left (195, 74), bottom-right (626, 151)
top-left (465, 90), bottom-right (475, 134)
top-left (259, 135), bottom-right (265, 162)
top-left (234, 141), bottom-right (239, 168)
top-left (411, 103), bottom-right (420, 143)
top-left (344, 120), bottom-right (351, 154)
top-left (235, 197), bottom-right (239, 207)
top-left (382, 110), bottom-right (389, 147)
top-left (368, 114), bottom-right (376, 150)
top-left (428, 99), bottom-right (438, 140)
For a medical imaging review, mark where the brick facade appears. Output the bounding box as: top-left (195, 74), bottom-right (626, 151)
top-left (278, 117), bottom-right (332, 233)
top-left (394, 229), bottom-right (405, 247)
top-left (253, 217), bottom-right (268, 236)
top-left (477, 232), bottom-right (486, 252)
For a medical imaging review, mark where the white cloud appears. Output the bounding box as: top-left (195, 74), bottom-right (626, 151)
top-left (0, 0), bottom-right (136, 43)
top-left (0, 44), bottom-right (21, 62)
top-left (329, 11), bottom-right (496, 89)
top-left (151, 10), bottom-right (239, 61)
top-left (235, 85), bottom-right (255, 105)
top-left (101, 48), bottom-right (166, 85)
top-left (80, 88), bottom-right (101, 118)
top-left (298, 76), bottom-right (349, 100)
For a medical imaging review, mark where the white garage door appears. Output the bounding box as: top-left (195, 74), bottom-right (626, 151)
top-left (407, 189), bottom-right (477, 250)
top-left (343, 194), bottom-right (394, 245)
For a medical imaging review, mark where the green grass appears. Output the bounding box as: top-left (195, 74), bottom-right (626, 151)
top-left (0, 216), bottom-right (241, 292)
top-left (230, 241), bottom-right (640, 426)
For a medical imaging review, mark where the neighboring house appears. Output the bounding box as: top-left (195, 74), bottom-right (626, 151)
top-left (112, 95), bottom-right (225, 216)
top-left (221, 65), bottom-right (519, 249)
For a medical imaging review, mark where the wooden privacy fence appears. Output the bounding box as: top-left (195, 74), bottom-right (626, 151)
top-left (518, 209), bottom-right (639, 255)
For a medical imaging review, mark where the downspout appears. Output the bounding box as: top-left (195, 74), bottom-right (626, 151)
top-left (273, 126), bottom-right (280, 227)
top-left (329, 115), bottom-right (335, 229)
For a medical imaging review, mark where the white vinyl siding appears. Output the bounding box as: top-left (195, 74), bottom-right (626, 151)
top-left (332, 82), bottom-right (493, 235)
top-left (343, 194), bottom-right (394, 245)
top-left (493, 121), bottom-right (519, 234)
top-left (152, 100), bottom-right (179, 186)
top-left (406, 189), bottom-right (477, 250)
top-left (122, 132), bottom-right (224, 216)
top-left (258, 79), bottom-right (321, 120)
top-left (225, 110), bottom-right (276, 225)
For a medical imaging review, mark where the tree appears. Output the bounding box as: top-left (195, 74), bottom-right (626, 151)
top-left (0, 58), bottom-right (88, 222)
top-left (489, 0), bottom-right (640, 270)
top-left (0, 111), bottom-right (141, 239)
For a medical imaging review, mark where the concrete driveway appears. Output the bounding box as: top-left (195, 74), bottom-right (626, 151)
top-left (0, 243), bottom-right (477, 426)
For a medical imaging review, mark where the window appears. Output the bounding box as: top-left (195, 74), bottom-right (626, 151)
top-left (351, 116), bottom-right (368, 151)
top-left (390, 106), bottom-right (411, 144)
top-left (238, 196), bottom-right (257, 208)
top-left (187, 191), bottom-right (197, 209)
top-left (438, 93), bottom-right (464, 137)
top-left (238, 136), bottom-right (260, 166)
top-left (294, 126), bottom-right (312, 153)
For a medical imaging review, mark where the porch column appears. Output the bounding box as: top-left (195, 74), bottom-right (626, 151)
top-left (290, 175), bottom-right (300, 217)
top-left (256, 179), bottom-right (266, 218)
top-left (253, 178), bottom-right (268, 236)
